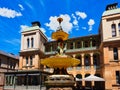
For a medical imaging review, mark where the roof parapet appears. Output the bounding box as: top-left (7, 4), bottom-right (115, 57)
top-left (106, 3), bottom-right (118, 11)
top-left (31, 21), bottom-right (41, 27)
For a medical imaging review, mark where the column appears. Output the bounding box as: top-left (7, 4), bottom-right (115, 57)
top-left (81, 41), bottom-right (84, 48)
top-left (50, 44), bottom-right (52, 52)
top-left (73, 42), bottom-right (75, 49)
top-left (90, 40), bottom-right (92, 47)
top-left (73, 54), bottom-right (76, 70)
top-left (90, 53), bottom-right (93, 69)
top-left (82, 74), bottom-right (85, 89)
top-left (10, 76), bottom-right (13, 85)
top-left (19, 56), bottom-right (23, 70)
top-left (36, 32), bottom-right (40, 48)
top-left (81, 54), bottom-right (84, 69)
top-left (20, 35), bottom-right (24, 50)
top-left (35, 54), bottom-right (39, 69)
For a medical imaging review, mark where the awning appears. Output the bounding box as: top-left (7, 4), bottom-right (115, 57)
top-left (83, 75), bottom-right (105, 81)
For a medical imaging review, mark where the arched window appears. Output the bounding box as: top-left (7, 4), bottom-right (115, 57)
top-left (75, 54), bottom-right (82, 67)
top-left (84, 54), bottom-right (91, 66)
top-left (31, 38), bottom-right (34, 48)
top-left (84, 54), bottom-right (91, 70)
top-left (111, 24), bottom-right (116, 37)
top-left (118, 23), bottom-right (120, 35)
top-left (113, 47), bottom-right (118, 60)
top-left (93, 53), bottom-right (100, 69)
top-left (27, 38), bottom-right (30, 48)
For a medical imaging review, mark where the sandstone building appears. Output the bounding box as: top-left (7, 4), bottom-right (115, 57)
top-left (3, 3), bottom-right (120, 90)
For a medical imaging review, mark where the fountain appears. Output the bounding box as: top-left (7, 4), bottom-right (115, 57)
top-left (41, 17), bottom-right (80, 90)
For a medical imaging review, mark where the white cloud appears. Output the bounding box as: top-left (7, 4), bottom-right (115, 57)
top-left (18, 4), bottom-right (24, 10)
top-left (82, 27), bottom-right (87, 30)
top-left (75, 11), bottom-right (87, 19)
top-left (40, 27), bottom-right (46, 34)
top-left (45, 14), bottom-right (73, 33)
top-left (71, 14), bottom-right (78, 26)
top-left (19, 25), bottom-right (29, 33)
top-left (0, 7), bottom-right (22, 18)
top-left (5, 39), bottom-right (20, 46)
top-left (88, 19), bottom-right (95, 31)
top-left (71, 14), bottom-right (79, 30)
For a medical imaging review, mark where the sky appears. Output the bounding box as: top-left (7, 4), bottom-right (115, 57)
top-left (0, 0), bottom-right (120, 55)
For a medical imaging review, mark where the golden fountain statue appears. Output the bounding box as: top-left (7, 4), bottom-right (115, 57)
top-left (41, 17), bottom-right (80, 90)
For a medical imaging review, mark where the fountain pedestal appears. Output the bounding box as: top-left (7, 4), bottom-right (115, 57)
top-left (41, 18), bottom-right (80, 90)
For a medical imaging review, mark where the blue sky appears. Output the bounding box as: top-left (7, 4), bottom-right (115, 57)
top-left (0, 0), bottom-right (120, 55)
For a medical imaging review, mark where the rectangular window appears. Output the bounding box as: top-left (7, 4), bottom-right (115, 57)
top-left (9, 61), bottom-right (12, 69)
top-left (26, 57), bottom-right (28, 65)
top-left (76, 42), bottom-right (81, 48)
top-left (113, 47), bottom-right (118, 60)
top-left (70, 43), bottom-right (73, 49)
top-left (27, 38), bottom-right (30, 48)
top-left (118, 23), bottom-right (120, 35)
top-left (84, 41), bottom-right (90, 47)
top-left (0, 59), bottom-right (1, 67)
top-left (111, 24), bottom-right (116, 37)
top-left (31, 38), bottom-right (34, 48)
top-left (30, 56), bottom-right (33, 65)
top-left (116, 71), bottom-right (120, 84)
top-left (119, 30), bottom-right (120, 35)
top-left (112, 31), bottom-right (116, 37)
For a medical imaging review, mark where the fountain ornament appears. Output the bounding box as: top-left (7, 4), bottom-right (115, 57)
top-left (41, 17), bottom-right (80, 89)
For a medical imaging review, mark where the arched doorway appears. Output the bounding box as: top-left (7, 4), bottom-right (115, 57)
top-left (85, 74), bottom-right (91, 90)
top-left (94, 74), bottom-right (105, 90)
top-left (76, 74), bottom-right (82, 90)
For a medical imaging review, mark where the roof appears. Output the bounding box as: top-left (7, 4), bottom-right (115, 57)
top-left (0, 50), bottom-right (19, 60)
top-left (102, 8), bottom-right (120, 16)
top-left (22, 26), bottom-right (40, 32)
top-left (45, 34), bottom-right (99, 44)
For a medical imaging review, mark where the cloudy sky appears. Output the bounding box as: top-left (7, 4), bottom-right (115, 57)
top-left (0, 0), bottom-right (120, 55)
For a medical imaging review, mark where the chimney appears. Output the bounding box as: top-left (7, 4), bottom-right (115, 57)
top-left (31, 21), bottom-right (41, 27)
top-left (106, 3), bottom-right (118, 11)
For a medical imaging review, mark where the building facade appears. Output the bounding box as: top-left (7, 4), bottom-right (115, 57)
top-left (44, 3), bottom-right (120, 90)
top-left (3, 3), bottom-right (120, 90)
top-left (3, 22), bottom-right (49, 90)
top-left (0, 51), bottom-right (19, 90)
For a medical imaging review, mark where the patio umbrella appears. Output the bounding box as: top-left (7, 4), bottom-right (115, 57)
top-left (83, 75), bottom-right (105, 90)
top-left (83, 75), bottom-right (105, 81)
top-left (76, 77), bottom-right (82, 81)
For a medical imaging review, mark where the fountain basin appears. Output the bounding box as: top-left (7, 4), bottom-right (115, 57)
top-left (41, 55), bottom-right (80, 69)
top-left (45, 75), bottom-right (75, 87)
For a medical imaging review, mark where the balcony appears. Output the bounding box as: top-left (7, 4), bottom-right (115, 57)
top-left (76, 66), bottom-right (82, 70)
top-left (85, 66), bottom-right (91, 70)
top-left (66, 47), bottom-right (97, 53)
top-left (45, 47), bottom-right (97, 55)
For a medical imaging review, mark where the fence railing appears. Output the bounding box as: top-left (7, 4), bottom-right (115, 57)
top-left (4, 85), bottom-right (46, 90)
